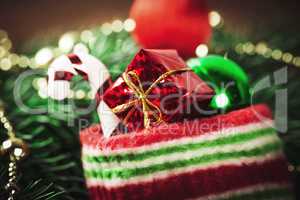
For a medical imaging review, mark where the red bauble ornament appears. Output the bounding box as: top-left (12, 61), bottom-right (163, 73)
top-left (130, 0), bottom-right (212, 58)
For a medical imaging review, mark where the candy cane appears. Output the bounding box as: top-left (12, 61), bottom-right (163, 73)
top-left (48, 53), bottom-right (124, 137)
top-left (47, 53), bottom-right (111, 100)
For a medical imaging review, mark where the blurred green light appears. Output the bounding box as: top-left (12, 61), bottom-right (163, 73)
top-left (214, 92), bottom-right (230, 108)
top-left (186, 58), bottom-right (201, 68)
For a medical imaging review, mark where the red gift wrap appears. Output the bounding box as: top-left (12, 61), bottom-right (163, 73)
top-left (98, 49), bottom-right (214, 136)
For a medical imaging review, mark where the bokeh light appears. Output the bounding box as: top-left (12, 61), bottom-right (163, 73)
top-left (35, 47), bottom-right (53, 66)
top-left (195, 44), bottom-right (208, 57)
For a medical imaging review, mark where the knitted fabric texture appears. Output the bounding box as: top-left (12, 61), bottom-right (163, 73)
top-left (80, 104), bottom-right (293, 200)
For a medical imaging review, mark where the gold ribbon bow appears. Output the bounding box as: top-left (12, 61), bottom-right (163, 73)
top-left (112, 68), bottom-right (192, 128)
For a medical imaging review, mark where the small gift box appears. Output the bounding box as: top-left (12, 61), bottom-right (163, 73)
top-left (80, 104), bottom-right (293, 200)
top-left (97, 49), bottom-right (214, 137)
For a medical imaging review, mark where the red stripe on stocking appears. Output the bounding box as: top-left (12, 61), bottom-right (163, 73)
top-left (87, 157), bottom-right (290, 200)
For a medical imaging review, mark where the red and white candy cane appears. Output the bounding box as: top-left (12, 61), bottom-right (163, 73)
top-left (47, 53), bottom-right (111, 100)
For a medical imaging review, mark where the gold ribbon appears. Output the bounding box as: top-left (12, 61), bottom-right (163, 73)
top-left (112, 68), bottom-right (192, 128)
